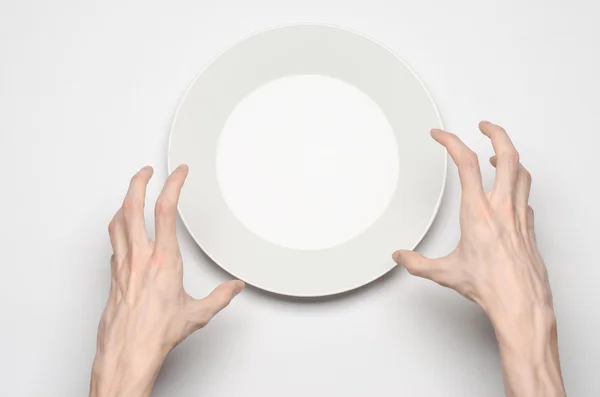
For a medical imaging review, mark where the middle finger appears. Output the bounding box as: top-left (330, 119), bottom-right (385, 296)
top-left (479, 121), bottom-right (520, 199)
top-left (122, 166), bottom-right (154, 248)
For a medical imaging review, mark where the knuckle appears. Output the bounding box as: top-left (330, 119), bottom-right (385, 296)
top-left (505, 149), bottom-right (520, 164)
top-left (527, 206), bottom-right (535, 222)
top-left (108, 219), bottom-right (117, 234)
top-left (155, 197), bottom-right (173, 216)
top-left (523, 169), bottom-right (532, 185)
top-left (463, 150), bottom-right (480, 169)
top-left (194, 307), bottom-right (212, 329)
top-left (404, 262), bottom-right (422, 277)
top-left (130, 172), bottom-right (143, 185)
top-left (195, 318), bottom-right (209, 330)
top-left (122, 195), bottom-right (138, 214)
top-left (110, 254), bottom-right (118, 270)
top-left (399, 257), bottom-right (414, 272)
top-left (494, 125), bottom-right (507, 134)
top-left (110, 253), bottom-right (124, 268)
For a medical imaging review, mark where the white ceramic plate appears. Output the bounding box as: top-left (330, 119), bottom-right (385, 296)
top-left (169, 24), bottom-right (446, 297)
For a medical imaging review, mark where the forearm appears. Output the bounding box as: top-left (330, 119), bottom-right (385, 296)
top-left (489, 304), bottom-right (565, 397)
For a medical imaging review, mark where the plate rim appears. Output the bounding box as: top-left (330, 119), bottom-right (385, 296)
top-left (167, 22), bottom-right (447, 297)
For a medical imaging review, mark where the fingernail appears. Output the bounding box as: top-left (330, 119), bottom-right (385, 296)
top-left (233, 281), bottom-right (245, 296)
top-left (392, 250), bottom-right (403, 264)
top-left (480, 120), bottom-right (491, 125)
top-left (140, 165), bottom-right (154, 175)
top-left (177, 164), bottom-right (189, 174)
top-left (430, 129), bottom-right (443, 139)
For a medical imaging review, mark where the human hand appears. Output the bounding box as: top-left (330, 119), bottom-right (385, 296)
top-left (90, 165), bottom-right (244, 397)
top-left (393, 122), bottom-right (552, 321)
top-left (393, 122), bottom-right (565, 396)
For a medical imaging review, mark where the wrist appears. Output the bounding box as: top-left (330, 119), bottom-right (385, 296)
top-left (485, 294), bottom-right (556, 348)
top-left (90, 345), bottom-right (166, 397)
top-left (487, 303), bottom-right (565, 396)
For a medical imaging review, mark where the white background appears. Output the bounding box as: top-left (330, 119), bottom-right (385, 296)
top-left (1, 0), bottom-right (599, 396)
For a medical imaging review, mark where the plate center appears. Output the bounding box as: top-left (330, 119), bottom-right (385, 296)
top-left (216, 75), bottom-right (399, 250)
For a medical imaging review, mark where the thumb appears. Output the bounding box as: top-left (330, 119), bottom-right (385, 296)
top-left (392, 250), bottom-right (437, 280)
top-left (191, 280), bottom-right (245, 327)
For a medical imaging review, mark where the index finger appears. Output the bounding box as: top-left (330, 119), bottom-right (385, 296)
top-left (431, 129), bottom-right (484, 198)
top-left (154, 164), bottom-right (189, 252)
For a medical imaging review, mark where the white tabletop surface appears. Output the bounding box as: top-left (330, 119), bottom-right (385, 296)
top-left (1, 1), bottom-right (599, 396)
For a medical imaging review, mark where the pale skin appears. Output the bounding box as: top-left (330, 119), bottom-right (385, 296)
top-left (90, 122), bottom-right (565, 397)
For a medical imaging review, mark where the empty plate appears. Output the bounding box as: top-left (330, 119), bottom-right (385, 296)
top-left (169, 24), bottom-right (446, 297)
